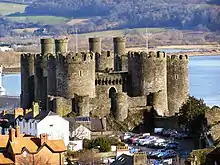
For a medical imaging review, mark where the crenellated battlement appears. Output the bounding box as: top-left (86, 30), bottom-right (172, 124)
top-left (141, 51), bottom-right (166, 59)
top-left (21, 53), bottom-right (35, 61)
top-left (95, 51), bottom-right (113, 58)
top-left (128, 51), bottom-right (166, 59)
top-left (128, 51), bottom-right (141, 59)
top-left (56, 52), bottom-right (94, 64)
top-left (167, 54), bottom-right (188, 60)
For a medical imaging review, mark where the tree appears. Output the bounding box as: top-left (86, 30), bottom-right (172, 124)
top-left (178, 96), bottom-right (210, 134)
top-left (77, 150), bottom-right (101, 165)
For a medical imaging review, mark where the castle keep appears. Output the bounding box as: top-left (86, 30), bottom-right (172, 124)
top-left (20, 37), bottom-right (189, 121)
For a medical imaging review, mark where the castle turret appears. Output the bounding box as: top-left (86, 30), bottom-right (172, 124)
top-left (47, 54), bottom-right (56, 96)
top-left (34, 54), bottom-right (47, 110)
top-left (20, 53), bottom-right (35, 109)
top-left (89, 37), bottom-right (101, 54)
top-left (141, 51), bottom-right (168, 116)
top-left (167, 55), bottom-right (189, 115)
top-left (95, 51), bottom-right (114, 71)
top-left (56, 52), bottom-right (95, 99)
top-left (113, 37), bottom-right (126, 71)
top-left (128, 52), bottom-right (143, 96)
top-left (55, 38), bottom-right (68, 54)
top-left (40, 38), bottom-right (55, 55)
top-left (115, 92), bottom-right (128, 121)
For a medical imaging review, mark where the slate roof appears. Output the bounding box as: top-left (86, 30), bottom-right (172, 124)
top-left (17, 111), bottom-right (58, 122)
top-left (64, 116), bottom-right (104, 133)
top-left (111, 154), bottom-right (133, 165)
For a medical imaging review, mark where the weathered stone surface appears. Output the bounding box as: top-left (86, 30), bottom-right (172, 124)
top-left (21, 37), bottom-right (189, 124)
top-left (167, 55), bottom-right (189, 115)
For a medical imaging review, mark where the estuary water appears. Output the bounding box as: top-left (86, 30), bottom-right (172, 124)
top-left (2, 55), bottom-right (220, 107)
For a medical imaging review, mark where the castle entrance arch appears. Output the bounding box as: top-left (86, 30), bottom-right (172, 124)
top-left (109, 87), bottom-right (117, 117)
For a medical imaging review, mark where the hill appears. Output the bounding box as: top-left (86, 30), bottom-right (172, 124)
top-left (0, 0), bottom-right (220, 37)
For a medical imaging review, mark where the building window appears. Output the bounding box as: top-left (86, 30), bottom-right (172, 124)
top-left (30, 123), bottom-right (31, 129)
top-left (23, 122), bottom-right (25, 128)
top-left (23, 151), bottom-right (27, 158)
top-left (35, 123), bottom-right (37, 129)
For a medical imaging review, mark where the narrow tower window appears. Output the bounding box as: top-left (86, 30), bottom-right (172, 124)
top-left (175, 74), bottom-right (178, 80)
top-left (79, 70), bottom-right (82, 77)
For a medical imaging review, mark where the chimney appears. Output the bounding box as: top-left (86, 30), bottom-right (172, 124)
top-left (2, 110), bottom-right (7, 116)
top-left (14, 108), bottom-right (24, 119)
top-left (40, 133), bottom-right (48, 145)
top-left (133, 152), bottom-right (147, 165)
top-left (32, 102), bottom-right (39, 118)
top-left (9, 128), bottom-right (15, 142)
top-left (15, 126), bottom-right (20, 137)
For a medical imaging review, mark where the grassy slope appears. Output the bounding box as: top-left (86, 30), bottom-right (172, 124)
top-left (0, 2), bottom-right (26, 15)
top-left (0, 2), bottom-right (69, 24)
top-left (7, 15), bottom-right (69, 24)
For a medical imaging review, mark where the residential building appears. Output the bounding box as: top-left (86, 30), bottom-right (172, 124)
top-left (15, 102), bottom-right (69, 146)
top-left (68, 139), bottom-right (83, 151)
top-left (0, 127), bottom-right (67, 165)
top-left (64, 116), bottom-right (105, 140)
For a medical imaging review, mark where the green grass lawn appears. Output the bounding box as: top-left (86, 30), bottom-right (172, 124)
top-left (0, 2), bottom-right (26, 15)
top-left (7, 15), bottom-right (70, 25)
top-left (80, 28), bottom-right (167, 37)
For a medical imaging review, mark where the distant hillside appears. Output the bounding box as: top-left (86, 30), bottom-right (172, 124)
top-left (20, 0), bottom-right (220, 31)
top-left (0, 0), bottom-right (220, 37)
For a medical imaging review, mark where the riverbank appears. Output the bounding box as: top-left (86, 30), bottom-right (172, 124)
top-left (3, 67), bottom-right (20, 74)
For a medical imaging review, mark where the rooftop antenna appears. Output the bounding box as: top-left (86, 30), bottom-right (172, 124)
top-left (145, 28), bottom-right (149, 53)
top-left (75, 28), bottom-right (78, 53)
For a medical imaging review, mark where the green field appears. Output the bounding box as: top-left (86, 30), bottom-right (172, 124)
top-left (80, 28), bottom-right (167, 37)
top-left (7, 15), bottom-right (70, 24)
top-left (0, 2), bottom-right (26, 15)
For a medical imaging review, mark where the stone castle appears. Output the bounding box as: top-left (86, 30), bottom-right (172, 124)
top-left (20, 37), bottom-right (189, 121)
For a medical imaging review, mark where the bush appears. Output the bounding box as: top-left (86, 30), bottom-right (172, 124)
top-left (88, 137), bottom-right (111, 152)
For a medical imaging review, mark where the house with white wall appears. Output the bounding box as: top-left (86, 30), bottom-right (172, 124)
top-left (64, 116), bottom-right (105, 140)
top-left (15, 102), bottom-right (69, 146)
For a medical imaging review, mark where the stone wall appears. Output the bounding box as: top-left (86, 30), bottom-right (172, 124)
top-left (95, 51), bottom-right (114, 71)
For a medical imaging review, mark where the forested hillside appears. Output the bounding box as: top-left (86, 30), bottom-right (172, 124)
top-left (0, 0), bottom-right (220, 37)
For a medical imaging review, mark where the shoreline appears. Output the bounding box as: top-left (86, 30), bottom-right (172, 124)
top-left (3, 47), bottom-right (220, 74)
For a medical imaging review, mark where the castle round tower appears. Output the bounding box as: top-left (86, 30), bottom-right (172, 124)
top-left (40, 38), bottom-right (55, 55)
top-left (113, 37), bottom-right (126, 71)
top-left (115, 92), bottom-right (128, 121)
top-left (89, 37), bottom-right (101, 54)
top-left (128, 52), bottom-right (143, 96)
top-left (56, 52), bottom-right (95, 99)
top-left (55, 38), bottom-right (68, 54)
top-left (141, 51), bottom-right (168, 116)
top-left (20, 53), bottom-right (35, 109)
top-left (95, 51), bottom-right (114, 71)
top-left (167, 55), bottom-right (189, 115)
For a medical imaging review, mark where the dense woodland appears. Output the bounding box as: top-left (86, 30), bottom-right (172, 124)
top-left (0, 0), bottom-right (220, 37)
